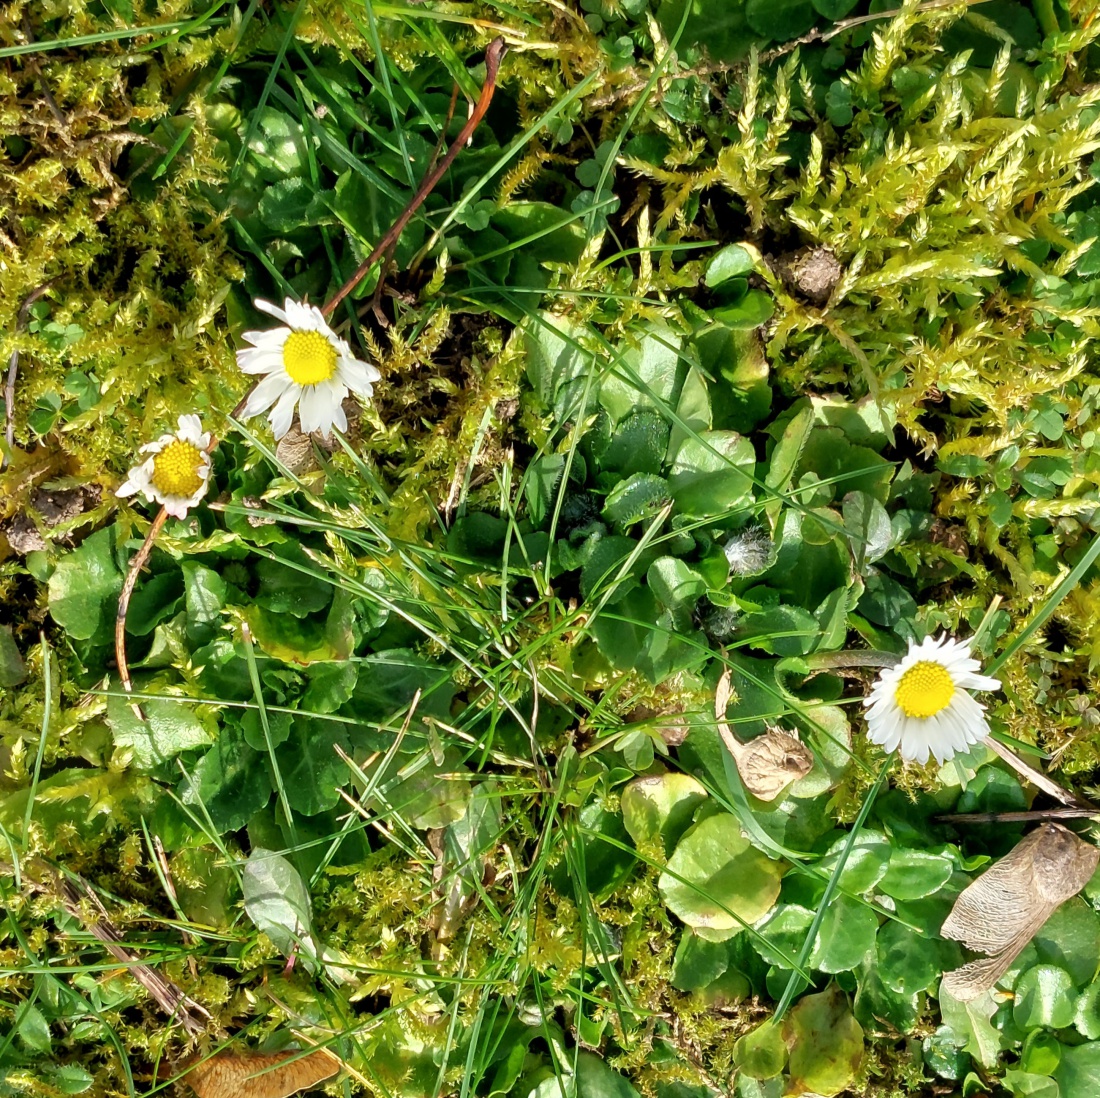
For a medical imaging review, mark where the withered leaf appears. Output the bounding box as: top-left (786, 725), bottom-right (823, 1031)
top-left (940, 822), bottom-right (1099, 1001)
top-left (182, 1048), bottom-right (340, 1098)
top-left (715, 668), bottom-right (814, 801)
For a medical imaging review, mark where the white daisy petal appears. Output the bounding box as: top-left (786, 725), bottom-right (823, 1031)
top-left (243, 370), bottom-right (295, 419)
top-left (863, 633), bottom-right (1000, 766)
top-left (270, 386), bottom-right (301, 440)
top-left (255, 299), bottom-right (291, 324)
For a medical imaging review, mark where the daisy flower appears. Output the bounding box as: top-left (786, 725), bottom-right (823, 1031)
top-left (236, 297), bottom-right (381, 439)
top-left (116, 414), bottom-right (212, 519)
top-left (863, 635), bottom-right (1001, 765)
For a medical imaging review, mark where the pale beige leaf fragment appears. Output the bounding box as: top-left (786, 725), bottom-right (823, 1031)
top-left (941, 823), bottom-right (1098, 1001)
top-left (182, 1047), bottom-right (341, 1098)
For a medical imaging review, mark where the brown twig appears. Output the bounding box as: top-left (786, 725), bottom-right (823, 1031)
top-left (115, 509), bottom-right (168, 719)
top-left (938, 808), bottom-right (1100, 824)
top-left (3, 282), bottom-right (57, 471)
top-left (321, 37), bottom-right (507, 321)
top-left (2, 857), bottom-right (211, 1035)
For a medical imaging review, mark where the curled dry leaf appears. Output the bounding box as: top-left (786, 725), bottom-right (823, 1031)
top-left (715, 668), bottom-right (814, 801)
top-left (941, 822), bottom-right (1099, 1001)
top-left (182, 1047), bottom-right (340, 1098)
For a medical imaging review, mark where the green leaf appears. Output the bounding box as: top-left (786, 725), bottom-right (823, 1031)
top-left (735, 604), bottom-right (820, 657)
top-left (734, 1021), bottom-right (786, 1079)
top-left (107, 692), bottom-right (212, 769)
top-left (668, 430), bottom-right (755, 517)
top-left (784, 984), bottom-right (864, 1097)
top-left (52, 1065), bottom-right (95, 1094)
top-left (842, 491), bottom-right (893, 569)
top-left (879, 849), bottom-right (953, 900)
top-left (706, 244), bottom-right (755, 287)
top-left (671, 930), bottom-right (731, 991)
top-left (258, 176), bottom-right (317, 233)
top-left (302, 662), bottom-right (359, 714)
top-left (242, 847), bottom-right (323, 969)
top-left (938, 989), bottom-right (1004, 1070)
top-left (575, 1050), bottom-right (641, 1098)
top-left (524, 312), bottom-right (599, 421)
top-left (810, 894), bottom-right (877, 973)
top-left (48, 527), bottom-right (122, 641)
top-left (1034, 897), bottom-right (1100, 988)
top-left (765, 405), bottom-right (814, 494)
top-left (622, 771), bottom-right (708, 856)
top-left (275, 716), bottom-right (351, 816)
top-left (600, 323), bottom-right (684, 424)
top-left (1013, 965), bottom-right (1077, 1029)
top-left (817, 832), bottom-right (891, 894)
top-left (0, 626), bottom-right (26, 688)
top-left (182, 563), bottom-right (226, 627)
top-left (812, 0), bottom-right (859, 19)
top-left (1055, 1041), bottom-right (1100, 1095)
top-left (876, 921), bottom-right (939, 995)
top-left (647, 557), bottom-right (706, 629)
top-left (854, 959), bottom-right (921, 1034)
top-left (713, 289), bottom-right (775, 329)
top-left (525, 453), bottom-right (567, 526)
top-left (181, 722), bottom-right (272, 832)
top-left (255, 548), bottom-right (333, 617)
top-left (697, 324), bottom-right (772, 433)
top-left (125, 570), bottom-right (184, 637)
top-left (602, 474), bottom-right (672, 528)
top-left (17, 1003), bottom-right (51, 1053)
top-left (1076, 979), bottom-right (1100, 1039)
top-left (658, 813), bottom-right (783, 940)
top-left (599, 410), bottom-right (671, 476)
top-left (754, 904), bottom-right (814, 968)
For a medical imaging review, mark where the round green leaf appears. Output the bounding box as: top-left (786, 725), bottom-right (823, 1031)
top-left (705, 244), bottom-right (755, 288)
top-left (1076, 979), bottom-right (1100, 1039)
top-left (1054, 1039), bottom-right (1100, 1095)
top-left (659, 814), bottom-right (783, 940)
top-left (668, 430), bottom-right (755, 517)
top-left (784, 984), bottom-right (864, 1096)
top-left (878, 849), bottom-right (954, 900)
top-left (755, 904), bottom-right (814, 968)
top-left (1013, 965), bottom-right (1077, 1030)
top-left (810, 894), bottom-right (877, 973)
top-left (734, 1021), bottom-right (786, 1079)
top-left (877, 920), bottom-right (938, 995)
top-left (713, 289), bottom-right (776, 330)
top-left (622, 772), bottom-right (708, 856)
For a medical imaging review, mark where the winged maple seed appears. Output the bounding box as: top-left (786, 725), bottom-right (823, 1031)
top-left (715, 668), bottom-right (814, 801)
top-left (940, 822), bottom-right (1099, 1001)
top-left (180, 1047), bottom-right (341, 1098)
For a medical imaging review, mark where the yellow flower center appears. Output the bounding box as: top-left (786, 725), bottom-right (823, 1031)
top-left (894, 660), bottom-right (956, 719)
top-left (283, 330), bottom-right (337, 386)
top-left (151, 440), bottom-right (206, 498)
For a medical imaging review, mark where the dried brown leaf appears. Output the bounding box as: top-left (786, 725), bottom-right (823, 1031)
top-left (715, 668), bottom-right (814, 801)
top-left (182, 1048), bottom-right (340, 1098)
top-left (941, 822), bottom-right (1099, 1001)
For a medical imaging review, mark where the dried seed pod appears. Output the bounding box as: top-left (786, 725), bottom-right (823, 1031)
top-left (941, 822), bottom-right (1099, 1001)
top-left (715, 669), bottom-right (814, 801)
top-left (181, 1047), bottom-right (340, 1098)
